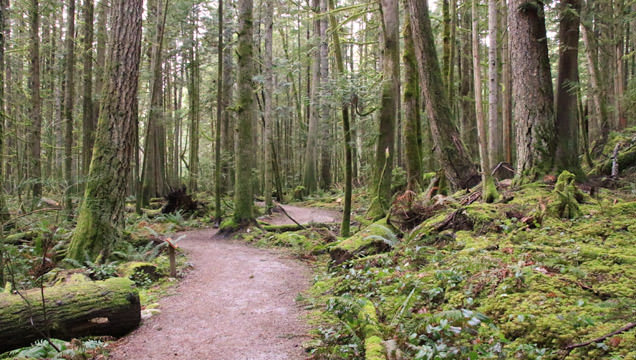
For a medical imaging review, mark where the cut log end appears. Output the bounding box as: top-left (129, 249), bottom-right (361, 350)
top-left (0, 277), bottom-right (141, 353)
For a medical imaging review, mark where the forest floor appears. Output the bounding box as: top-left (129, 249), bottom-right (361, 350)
top-left (108, 205), bottom-right (340, 360)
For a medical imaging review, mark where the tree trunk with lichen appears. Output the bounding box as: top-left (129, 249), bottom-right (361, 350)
top-left (67, 0), bottom-right (143, 261)
top-left (508, 0), bottom-right (556, 179)
top-left (233, 0), bottom-right (255, 225)
top-left (0, 277), bottom-right (140, 353)
top-left (403, 6), bottom-right (423, 192)
top-left (369, 0), bottom-right (399, 219)
top-left (406, 0), bottom-right (479, 190)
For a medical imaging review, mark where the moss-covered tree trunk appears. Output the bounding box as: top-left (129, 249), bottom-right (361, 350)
top-left (508, 0), bottom-right (556, 179)
top-left (555, 0), bottom-right (583, 177)
top-left (67, 0), bottom-right (143, 261)
top-left (233, 0), bottom-right (255, 225)
top-left (28, 0), bottom-right (42, 202)
top-left (369, 0), bottom-right (399, 218)
top-left (0, 278), bottom-right (140, 353)
top-left (403, 6), bottom-right (423, 192)
top-left (406, 0), bottom-right (479, 190)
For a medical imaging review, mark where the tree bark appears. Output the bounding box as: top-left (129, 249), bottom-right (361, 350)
top-left (215, 0), bottom-right (224, 220)
top-left (487, 0), bottom-right (501, 167)
top-left (318, 0), bottom-right (331, 190)
top-left (67, 0), bottom-right (143, 261)
top-left (327, 0), bottom-right (352, 236)
top-left (0, 278), bottom-right (140, 353)
top-left (234, 0), bottom-right (256, 225)
top-left (406, 0), bottom-right (479, 190)
top-left (508, 0), bottom-right (556, 179)
top-left (28, 0), bottom-right (42, 201)
top-left (403, 5), bottom-right (423, 192)
top-left (140, 0), bottom-right (169, 205)
top-left (264, 0), bottom-right (274, 210)
top-left (501, 1), bottom-right (513, 164)
top-left (459, 3), bottom-right (477, 158)
top-left (370, 0), bottom-right (399, 218)
top-left (64, 0), bottom-right (76, 212)
top-left (555, 0), bottom-right (583, 176)
top-left (82, 0), bottom-right (95, 177)
top-left (303, 0), bottom-right (320, 194)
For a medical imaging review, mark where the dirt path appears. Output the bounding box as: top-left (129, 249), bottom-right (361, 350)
top-left (109, 205), bottom-right (339, 360)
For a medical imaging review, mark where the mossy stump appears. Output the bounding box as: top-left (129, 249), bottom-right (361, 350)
top-left (548, 171), bottom-right (585, 219)
top-left (0, 277), bottom-right (140, 352)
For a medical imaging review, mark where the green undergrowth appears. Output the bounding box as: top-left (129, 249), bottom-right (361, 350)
top-left (253, 183), bottom-right (636, 359)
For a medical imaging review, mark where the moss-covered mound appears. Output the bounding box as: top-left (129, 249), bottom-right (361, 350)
top-left (307, 183), bottom-right (636, 359)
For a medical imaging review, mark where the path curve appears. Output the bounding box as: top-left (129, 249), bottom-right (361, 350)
top-left (109, 205), bottom-right (338, 360)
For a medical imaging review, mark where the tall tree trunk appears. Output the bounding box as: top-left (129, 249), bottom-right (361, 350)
top-left (233, 0), bottom-right (255, 225)
top-left (64, 0), bottom-right (76, 212)
top-left (188, 17), bottom-right (200, 193)
top-left (140, 0), bottom-right (169, 206)
top-left (615, 0), bottom-right (626, 129)
top-left (94, 0), bottom-right (107, 124)
top-left (67, 0), bottom-right (143, 261)
top-left (406, 0), bottom-right (479, 190)
top-left (555, 0), bottom-right (583, 176)
top-left (318, 0), bottom-right (331, 190)
top-left (221, 8), bottom-right (234, 192)
top-left (328, 0), bottom-right (352, 236)
top-left (263, 0), bottom-right (273, 210)
top-left (501, 2), bottom-right (513, 164)
top-left (302, 0), bottom-right (320, 194)
top-left (369, 0), bottom-right (399, 218)
top-left (459, 3), bottom-right (477, 157)
top-left (215, 0), bottom-right (224, 220)
top-left (0, 0), bottom-right (8, 227)
top-left (473, 0), bottom-right (498, 202)
top-left (508, 0), bottom-right (556, 179)
top-left (581, 3), bottom-right (609, 145)
top-left (487, 0), bottom-right (501, 168)
top-left (28, 0), bottom-right (42, 201)
top-left (403, 4), bottom-right (423, 192)
top-left (82, 0), bottom-right (94, 177)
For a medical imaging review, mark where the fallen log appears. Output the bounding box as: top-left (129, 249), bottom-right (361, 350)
top-left (0, 277), bottom-right (141, 353)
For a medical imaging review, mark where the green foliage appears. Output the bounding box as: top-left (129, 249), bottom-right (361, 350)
top-left (63, 256), bottom-right (118, 281)
top-left (1, 338), bottom-right (106, 360)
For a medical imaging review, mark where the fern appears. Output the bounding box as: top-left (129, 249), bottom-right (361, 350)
top-left (363, 224), bottom-right (399, 248)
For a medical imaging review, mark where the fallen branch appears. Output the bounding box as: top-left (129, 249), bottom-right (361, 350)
top-left (563, 321), bottom-right (636, 356)
top-left (273, 202), bottom-right (305, 230)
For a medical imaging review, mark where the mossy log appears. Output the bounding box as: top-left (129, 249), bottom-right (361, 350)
top-left (0, 277), bottom-right (140, 352)
top-left (329, 219), bottom-right (396, 265)
top-left (596, 147), bottom-right (636, 175)
top-left (548, 171), bottom-right (585, 219)
top-left (357, 299), bottom-right (386, 360)
top-left (2, 231), bottom-right (38, 244)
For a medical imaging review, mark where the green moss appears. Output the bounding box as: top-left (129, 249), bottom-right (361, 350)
top-left (548, 171), bottom-right (584, 219)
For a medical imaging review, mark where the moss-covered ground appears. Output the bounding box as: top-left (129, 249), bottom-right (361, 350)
top-left (237, 181), bottom-right (636, 360)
